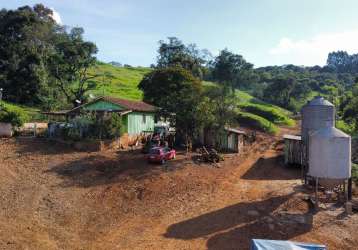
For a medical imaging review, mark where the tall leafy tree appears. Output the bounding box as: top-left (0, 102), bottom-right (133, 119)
top-left (139, 67), bottom-right (202, 144)
top-left (48, 27), bottom-right (98, 107)
top-left (156, 37), bottom-right (210, 79)
top-left (198, 84), bottom-right (238, 145)
top-left (0, 4), bottom-right (57, 104)
top-left (211, 49), bottom-right (254, 90)
top-left (263, 76), bottom-right (296, 108)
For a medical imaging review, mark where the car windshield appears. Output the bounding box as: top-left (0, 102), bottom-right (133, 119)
top-left (149, 148), bottom-right (161, 154)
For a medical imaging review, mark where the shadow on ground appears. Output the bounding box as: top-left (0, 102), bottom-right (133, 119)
top-left (15, 138), bottom-right (75, 155)
top-left (165, 193), bottom-right (312, 250)
top-left (46, 149), bottom-right (186, 188)
top-left (241, 155), bottom-right (300, 180)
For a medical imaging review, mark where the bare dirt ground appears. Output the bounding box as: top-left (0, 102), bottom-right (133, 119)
top-left (1, 127), bottom-right (358, 250)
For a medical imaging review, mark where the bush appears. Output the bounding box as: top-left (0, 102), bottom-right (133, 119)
top-left (353, 163), bottom-right (358, 185)
top-left (64, 113), bottom-right (123, 140)
top-left (0, 101), bottom-right (29, 127)
top-left (239, 103), bottom-right (295, 126)
top-left (235, 111), bottom-right (278, 134)
top-left (101, 113), bottom-right (123, 139)
top-left (336, 120), bottom-right (355, 135)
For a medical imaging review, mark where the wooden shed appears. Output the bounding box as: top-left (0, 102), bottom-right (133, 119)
top-left (220, 127), bottom-right (246, 153)
top-left (283, 134), bottom-right (303, 165)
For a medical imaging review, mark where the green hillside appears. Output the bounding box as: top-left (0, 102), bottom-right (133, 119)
top-left (88, 63), bottom-right (293, 134)
top-left (2, 62), bottom-right (293, 133)
top-left (88, 62), bottom-right (151, 100)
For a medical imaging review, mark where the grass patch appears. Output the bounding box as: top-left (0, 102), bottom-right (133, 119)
top-left (88, 63), bottom-right (152, 100)
top-left (239, 103), bottom-right (295, 126)
top-left (235, 110), bottom-right (278, 134)
top-left (0, 101), bottom-right (31, 126)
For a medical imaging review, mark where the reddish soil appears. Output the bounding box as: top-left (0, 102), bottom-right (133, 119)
top-left (0, 127), bottom-right (357, 250)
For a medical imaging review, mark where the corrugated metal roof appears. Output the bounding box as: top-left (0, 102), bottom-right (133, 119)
top-left (283, 134), bottom-right (301, 140)
top-left (66, 96), bottom-right (156, 114)
top-left (224, 127), bottom-right (246, 134)
top-left (103, 96), bottom-right (156, 112)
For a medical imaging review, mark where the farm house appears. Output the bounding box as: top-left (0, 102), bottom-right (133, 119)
top-left (44, 96), bottom-right (156, 144)
top-left (67, 96), bottom-right (156, 135)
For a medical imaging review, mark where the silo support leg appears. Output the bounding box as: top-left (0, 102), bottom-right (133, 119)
top-left (315, 177), bottom-right (319, 211)
top-left (348, 178), bottom-right (352, 201)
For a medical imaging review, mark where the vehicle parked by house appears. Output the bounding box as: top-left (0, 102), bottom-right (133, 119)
top-left (146, 146), bottom-right (176, 164)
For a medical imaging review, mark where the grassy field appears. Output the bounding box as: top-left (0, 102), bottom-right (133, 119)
top-left (238, 103), bottom-right (295, 126)
top-left (88, 62), bottom-right (151, 100)
top-left (235, 110), bottom-right (279, 134)
top-left (0, 101), bottom-right (38, 117)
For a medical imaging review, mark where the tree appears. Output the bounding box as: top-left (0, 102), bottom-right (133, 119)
top-left (198, 84), bottom-right (238, 146)
top-left (327, 51), bottom-right (351, 73)
top-left (211, 49), bottom-right (254, 90)
top-left (156, 37), bottom-right (210, 79)
top-left (0, 4), bottom-right (57, 105)
top-left (342, 83), bottom-right (358, 132)
top-left (139, 67), bottom-right (202, 144)
top-left (263, 76), bottom-right (296, 108)
top-left (327, 51), bottom-right (358, 73)
top-left (48, 27), bottom-right (98, 107)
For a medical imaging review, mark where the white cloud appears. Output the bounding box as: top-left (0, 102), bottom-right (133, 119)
top-left (269, 30), bottom-right (358, 66)
top-left (50, 8), bottom-right (62, 24)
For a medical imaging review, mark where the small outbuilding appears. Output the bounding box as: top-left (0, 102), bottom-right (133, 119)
top-left (283, 134), bottom-right (304, 166)
top-left (220, 127), bottom-right (246, 153)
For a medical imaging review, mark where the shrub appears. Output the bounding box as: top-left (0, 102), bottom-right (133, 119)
top-left (101, 113), bottom-right (123, 139)
top-left (235, 111), bottom-right (278, 134)
top-left (239, 103), bottom-right (295, 126)
top-left (336, 120), bottom-right (355, 135)
top-left (353, 163), bottom-right (358, 185)
top-left (64, 112), bottom-right (123, 140)
top-left (0, 101), bottom-right (29, 127)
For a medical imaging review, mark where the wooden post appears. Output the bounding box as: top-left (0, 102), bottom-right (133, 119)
top-left (34, 123), bottom-right (37, 137)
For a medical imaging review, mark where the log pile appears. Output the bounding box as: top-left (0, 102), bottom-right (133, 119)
top-left (198, 146), bottom-right (223, 163)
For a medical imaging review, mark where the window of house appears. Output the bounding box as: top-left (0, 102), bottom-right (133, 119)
top-left (142, 114), bottom-right (146, 124)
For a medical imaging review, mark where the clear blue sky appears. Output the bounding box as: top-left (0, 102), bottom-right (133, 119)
top-left (3, 0), bottom-right (358, 67)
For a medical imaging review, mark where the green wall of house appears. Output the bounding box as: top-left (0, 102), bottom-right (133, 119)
top-left (80, 100), bottom-right (155, 135)
top-left (83, 101), bottom-right (124, 111)
top-left (127, 112), bottom-right (155, 134)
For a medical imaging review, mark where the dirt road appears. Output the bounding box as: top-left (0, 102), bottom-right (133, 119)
top-left (0, 130), bottom-right (357, 249)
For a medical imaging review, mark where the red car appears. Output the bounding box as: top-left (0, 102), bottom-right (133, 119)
top-left (147, 147), bottom-right (176, 164)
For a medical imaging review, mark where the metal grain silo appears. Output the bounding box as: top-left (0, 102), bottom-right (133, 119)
top-left (308, 127), bottom-right (351, 181)
top-left (301, 96), bottom-right (335, 143)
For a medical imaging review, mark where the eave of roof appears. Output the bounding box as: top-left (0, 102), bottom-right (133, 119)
top-left (224, 127), bottom-right (246, 134)
top-left (67, 96), bottom-right (156, 113)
